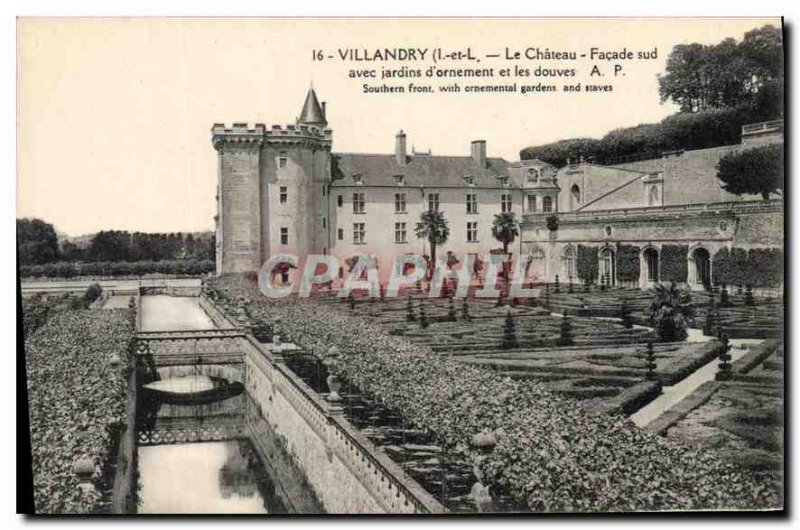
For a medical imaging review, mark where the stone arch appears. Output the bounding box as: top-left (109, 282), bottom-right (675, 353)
top-left (561, 245), bottom-right (577, 281)
top-left (640, 246), bottom-right (660, 287)
top-left (688, 245), bottom-right (712, 290)
top-left (570, 184), bottom-right (581, 210)
top-left (155, 364), bottom-right (244, 385)
top-left (598, 246), bottom-right (615, 286)
top-left (525, 245), bottom-right (547, 283)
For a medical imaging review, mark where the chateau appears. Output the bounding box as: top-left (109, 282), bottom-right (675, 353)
top-left (212, 88), bottom-right (783, 290)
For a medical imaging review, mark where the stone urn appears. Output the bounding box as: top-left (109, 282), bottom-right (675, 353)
top-left (326, 374), bottom-right (343, 402)
top-left (273, 334), bottom-right (282, 347)
top-left (470, 458), bottom-right (494, 512)
top-left (471, 429), bottom-right (498, 453)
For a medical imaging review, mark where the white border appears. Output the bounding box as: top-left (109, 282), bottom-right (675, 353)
top-left (4, 2), bottom-right (797, 529)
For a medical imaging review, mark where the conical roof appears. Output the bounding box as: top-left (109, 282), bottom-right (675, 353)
top-left (298, 88), bottom-right (327, 127)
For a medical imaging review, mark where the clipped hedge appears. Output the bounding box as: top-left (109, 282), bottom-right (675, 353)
top-left (577, 246), bottom-right (598, 285)
top-left (209, 275), bottom-right (781, 512)
top-left (714, 247), bottom-right (783, 288)
top-left (660, 245), bottom-right (688, 283)
top-left (616, 245), bottom-right (641, 282)
top-left (19, 259), bottom-right (215, 280)
top-left (24, 309), bottom-right (135, 513)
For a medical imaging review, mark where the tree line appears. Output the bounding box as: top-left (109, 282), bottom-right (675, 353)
top-left (17, 218), bottom-right (215, 266)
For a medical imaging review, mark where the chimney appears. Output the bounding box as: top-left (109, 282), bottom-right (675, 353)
top-left (395, 130), bottom-right (407, 165)
top-left (471, 140), bottom-right (487, 168)
top-left (321, 102), bottom-right (327, 120)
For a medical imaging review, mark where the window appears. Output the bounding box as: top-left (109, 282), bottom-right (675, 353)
top-left (501, 194), bottom-right (512, 213)
top-left (466, 193), bottom-right (478, 214)
top-left (466, 221), bottom-right (478, 243)
top-left (322, 217), bottom-right (326, 228)
top-left (395, 193), bottom-right (407, 213)
top-left (279, 151), bottom-right (287, 168)
top-left (280, 227), bottom-right (288, 245)
top-left (428, 193), bottom-right (440, 212)
top-left (279, 186), bottom-right (288, 204)
top-left (353, 223), bottom-right (365, 245)
top-left (527, 195), bottom-right (537, 213)
top-left (337, 195), bottom-right (343, 207)
top-left (394, 175), bottom-right (405, 186)
top-left (570, 184), bottom-right (581, 209)
top-left (562, 246), bottom-right (577, 280)
top-left (337, 228), bottom-right (344, 240)
top-left (395, 222), bottom-right (407, 243)
top-left (543, 196), bottom-right (553, 213)
top-left (353, 192), bottom-right (365, 213)
top-left (322, 185), bottom-right (326, 197)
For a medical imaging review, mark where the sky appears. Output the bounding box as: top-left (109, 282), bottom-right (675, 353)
top-left (17, 17), bottom-right (779, 236)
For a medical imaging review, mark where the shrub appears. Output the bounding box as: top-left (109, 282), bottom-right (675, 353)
top-left (644, 342), bottom-right (657, 380)
top-left (501, 311), bottom-right (518, 349)
top-left (546, 215), bottom-right (559, 232)
top-left (24, 310), bottom-right (134, 513)
top-left (406, 297), bottom-right (416, 322)
top-left (83, 283), bottom-right (103, 305)
top-left (660, 245), bottom-right (688, 283)
top-left (447, 296), bottom-right (457, 322)
top-left (616, 245), bottom-right (641, 283)
top-left (419, 301), bottom-right (429, 329)
top-left (577, 246), bottom-right (598, 285)
top-left (620, 301), bottom-right (633, 329)
top-left (650, 282), bottom-right (692, 342)
top-left (557, 310), bottom-right (575, 347)
top-left (208, 275), bottom-right (781, 512)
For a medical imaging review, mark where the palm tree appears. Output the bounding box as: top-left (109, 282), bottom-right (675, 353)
top-left (491, 212), bottom-right (520, 254)
top-left (649, 282), bottom-right (693, 342)
top-left (414, 210), bottom-right (450, 276)
top-left (491, 212), bottom-right (520, 289)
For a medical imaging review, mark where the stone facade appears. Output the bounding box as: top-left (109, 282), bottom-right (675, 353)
top-left (213, 89), bottom-right (783, 290)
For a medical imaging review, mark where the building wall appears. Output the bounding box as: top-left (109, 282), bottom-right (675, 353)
top-left (328, 185), bottom-right (526, 277)
top-left (218, 145), bottom-right (262, 274)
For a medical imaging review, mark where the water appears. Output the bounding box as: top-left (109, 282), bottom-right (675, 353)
top-left (138, 440), bottom-right (287, 514)
top-left (140, 295), bottom-right (216, 331)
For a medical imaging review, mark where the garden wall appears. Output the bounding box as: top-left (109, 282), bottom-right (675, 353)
top-left (243, 337), bottom-right (443, 514)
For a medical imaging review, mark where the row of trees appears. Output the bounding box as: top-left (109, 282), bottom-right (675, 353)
top-left (19, 259), bottom-right (215, 279)
top-left (17, 218), bottom-right (215, 266)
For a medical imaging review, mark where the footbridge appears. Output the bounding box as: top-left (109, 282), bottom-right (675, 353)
top-left (135, 328), bottom-right (247, 383)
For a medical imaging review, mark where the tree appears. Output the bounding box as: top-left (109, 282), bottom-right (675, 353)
top-left (406, 296), bottom-right (416, 322)
top-left (491, 212), bottom-right (519, 254)
top-left (716, 144), bottom-right (783, 200)
top-left (461, 297), bottom-right (471, 320)
top-left (17, 218), bottom-right (59, 265)
top-left (419, 300), bottom-right (429, 329)
top-left (414, 210), bottom-right (450, 277)
top-left (644, 342), bottom-right (657, 380)
top-left (649, 282), bottom-right (693, 342)
top-left (447, 296), bottom-right (457, 322)
top-left (620, 300), bottom-right (634, 329)
top-left (717, 332), bottom-right (732, 380)
top-left (658, 25), bottom-right (783, 113)
top-left (557, 310), bottom-right (574, 347)
top-left (501, 310), bottom-right (518, 349)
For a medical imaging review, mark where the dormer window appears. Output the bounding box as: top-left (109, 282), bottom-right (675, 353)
top-left (464, 175), bottom-right (475, 187)
top-left (496, 175), bottom-right (510, 187)
top-left (352, 173), bottom-right (363, 185)
top-left (527, 167), bottom-right (540, 183)
top-left (393, 174), bottom-right (405, 186)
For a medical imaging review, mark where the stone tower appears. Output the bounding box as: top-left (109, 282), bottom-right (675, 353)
top-left (212, 88), bottom-right (333, 275)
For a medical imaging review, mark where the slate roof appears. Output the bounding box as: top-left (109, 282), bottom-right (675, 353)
top-left (330, 153), bottom-right (511, 188)
top-left (298, 88), bottom-right (327, 127)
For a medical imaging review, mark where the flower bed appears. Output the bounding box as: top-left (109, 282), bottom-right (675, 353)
top-left (209, 275), bottom-right (781, 511)
top-left (24, 308), bottom-right (134, 513)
